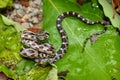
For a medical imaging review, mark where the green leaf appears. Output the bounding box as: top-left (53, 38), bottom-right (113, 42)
top-left (16, 60), bottom-right (52, 80)
top-left (45, 64), bottom-right (58, 80)
top-left (0, 0), bottom-right (13, 8)
top-left (98, 0), bottom-right (120, 29)
top-left (43, 0), bottom-right (120, 80)
top-left (0, 64), bottom-right (14, 79)
top-left (1, 15), bottom-right (24, 32)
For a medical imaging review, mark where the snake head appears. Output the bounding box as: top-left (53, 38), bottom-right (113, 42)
top-left (28, 27), bottom-right (49, 40)
top-left (27, 27), bottom-right (49, 41)
top-left (21, 28), bottom-right (49, 41)
top-left (36, 31), bottom-right (49, 41)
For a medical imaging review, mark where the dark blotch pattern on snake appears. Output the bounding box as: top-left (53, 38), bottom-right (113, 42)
top-left (20, 11), bottom-right (109, 65)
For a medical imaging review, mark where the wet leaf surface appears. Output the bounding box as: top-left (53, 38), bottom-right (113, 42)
top-left (43, 0), bottom-right (120, 80)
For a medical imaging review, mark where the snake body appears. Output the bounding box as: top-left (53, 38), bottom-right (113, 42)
top-left (20, 11), bottom-right (109, 65)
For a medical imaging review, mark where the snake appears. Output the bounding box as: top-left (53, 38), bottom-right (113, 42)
top-left (20, 11), bottom-right (109, 65)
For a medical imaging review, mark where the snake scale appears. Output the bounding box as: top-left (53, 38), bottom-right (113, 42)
top-left (20, 11), bottom-right (109, 65)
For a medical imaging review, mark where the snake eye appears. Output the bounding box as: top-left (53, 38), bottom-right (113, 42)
top-left (46, 32), bottom-right (49, 39)
top-left (42, 31), bottom-right (49, 40)
top-left (45, 31), bottom-right (49, 36)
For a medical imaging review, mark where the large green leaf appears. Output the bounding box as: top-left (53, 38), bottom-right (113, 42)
top-left (43, 0), bottom-right (120, 80)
